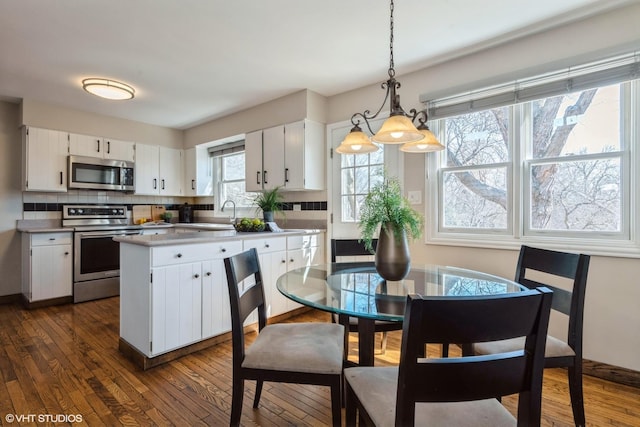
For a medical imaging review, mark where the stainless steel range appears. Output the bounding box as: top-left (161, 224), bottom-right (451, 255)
top-left (62, 205), bottom-right (142, 303)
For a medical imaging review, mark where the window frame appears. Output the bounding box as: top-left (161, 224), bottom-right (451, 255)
top-left (212, 150), bottom-right (255, 218)
top-left (426, 80), bottom-right (640, 257)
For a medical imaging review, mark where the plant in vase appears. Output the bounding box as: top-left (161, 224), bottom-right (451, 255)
top-left (254, 186), bottom-right (284, 223)
top-left (359, 174), bottom-right (423, 281)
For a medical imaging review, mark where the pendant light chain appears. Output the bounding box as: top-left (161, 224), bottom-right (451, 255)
top-left (388, 0), bottom-right (395, 78)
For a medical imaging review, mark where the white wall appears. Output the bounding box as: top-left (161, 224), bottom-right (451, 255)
top-left (0, 101), bottom-right (24, 296)
top-left (323, 3), bottom-right (640, 371)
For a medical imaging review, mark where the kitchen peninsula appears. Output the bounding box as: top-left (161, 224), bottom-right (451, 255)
top-left (115, 229), bottom-right (324, 369)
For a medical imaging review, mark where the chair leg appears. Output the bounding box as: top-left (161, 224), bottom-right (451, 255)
top-left (345, 382), bottom-right (357, 427)
top-left (568, 364), bottom-right (586, 426)
top-left (377, 331), bottom-right (388, 355)
top-left (330, 378), bottom-right (342, 427)
top-left (230, 377), bottom-right (244, 427)
top-left (253, 379), bottom-right (264, 408)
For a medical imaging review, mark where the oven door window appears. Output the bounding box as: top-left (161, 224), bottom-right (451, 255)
top-left (79, 236), bottom-right (119, 274)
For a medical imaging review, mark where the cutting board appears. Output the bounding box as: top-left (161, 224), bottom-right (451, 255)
top-left (152, 205), bottom-right (166, 221)
top-left (132, 205), bottom-right (151, 224)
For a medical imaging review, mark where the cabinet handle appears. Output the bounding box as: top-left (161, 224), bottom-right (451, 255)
top-left (290, 259), bottom-right (294, 262)
top-left (281, 259), bottom-right (286, 264)
top-left (263, 170), bottom-right (268, 184)
top-left (153, 178), bottom-right (157, 189)
top-left (206, 272), bottom-right (212, 276)
top-left (60, 171), bottom-right (63, 185)
top-left (265, 243), bottom-right (270, 248)
top-left (161, 179), bottom-right (165, 190)
top-left (285, 168), bottom-right (289, 183)
top-left (194, 274), bottom-right (200, 279)
top-left (221, 248), bottom-right (226, 253)
top-left (49, 238), bottom-right (56, 241)
top-left (256, 171), bottom-right (261, 185)
top-left (176, 253), bottom-right (183, 258)
top-left (107, 140), bottom-right (111, 154)
top-left (64, 252), bottom-right (69, 256)
top-left (191, 179), bottom-right (195, 190)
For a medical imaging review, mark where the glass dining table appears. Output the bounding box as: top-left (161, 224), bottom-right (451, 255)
top-left (276, 262), bottom-right (526, 366)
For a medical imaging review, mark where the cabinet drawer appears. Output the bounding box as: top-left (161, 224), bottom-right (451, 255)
top-left (243, 236), bottom-right (286, 254)
top-left (210, 240), bottom-right (243, 259)
top-left (31, 232), bottom-right (73, 246)
top-left (287, 233), bottom-right (320, 250)
top-left (152, 243), bottom-right (216, 266)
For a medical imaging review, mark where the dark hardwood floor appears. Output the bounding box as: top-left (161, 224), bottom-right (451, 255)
top-left (0, 297), bottom-right (638, 426)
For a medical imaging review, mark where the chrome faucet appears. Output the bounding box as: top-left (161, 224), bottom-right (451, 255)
top-left (221, 200), bottom-right (236, 223)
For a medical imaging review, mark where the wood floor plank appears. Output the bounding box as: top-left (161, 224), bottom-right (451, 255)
top-left (0, 297), bottom-right (637, 426)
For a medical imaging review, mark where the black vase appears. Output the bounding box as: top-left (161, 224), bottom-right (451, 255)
top-left (375, 222), bottom-right (410, 281)
top-left (263, 211), bottom-right (274, 222)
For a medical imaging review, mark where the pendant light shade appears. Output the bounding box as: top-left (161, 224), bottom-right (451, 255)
top-left (372, 114), bottom-right (424, 144)
top-left (400, 125), bottom-right (445, 152)
top-left (336, 125), bottom-right (379, 154)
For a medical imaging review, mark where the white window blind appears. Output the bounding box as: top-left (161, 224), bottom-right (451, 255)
top-left (423, 52), bottom-right (640, 120)
top-left (208, 140), bottom-right (245, 157)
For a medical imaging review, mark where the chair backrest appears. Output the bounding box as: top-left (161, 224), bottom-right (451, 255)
top-left (515, 245), bottom-right (590, 354)
top-left (395, 288), bottom-right (553, 426)
top-left (330, 238), bottom-right (377, 262)
top-left (224, 248), bottom-right (268, 369)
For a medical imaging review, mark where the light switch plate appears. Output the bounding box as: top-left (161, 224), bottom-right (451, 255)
top-left (407, 191), bottom-right (422, 205)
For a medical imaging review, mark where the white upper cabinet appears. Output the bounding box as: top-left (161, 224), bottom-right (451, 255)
top-left (22, 126), bottom-right (69, 192)
top-left (244, 120), bottom-right (325, 192)
top-left (69, 133), bottom-right (134, 162)
top-left (184, 147), bottom-right (213, 196)
top-left (134, 144), bottom-right (183, 196)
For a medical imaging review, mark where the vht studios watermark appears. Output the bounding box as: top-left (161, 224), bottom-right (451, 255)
top-left (5, 413), bottom-right (83, 423)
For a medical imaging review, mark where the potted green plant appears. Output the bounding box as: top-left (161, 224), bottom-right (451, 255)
top-left (359, 174), bottom-right (423, 281)
top-left (254, 186), bottom-right (284, 222)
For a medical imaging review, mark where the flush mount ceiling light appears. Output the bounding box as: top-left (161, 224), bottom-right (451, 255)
top-left (82, 78), bottom-right (135, 100)
top-left (336, 0), bottom-right (444, 155)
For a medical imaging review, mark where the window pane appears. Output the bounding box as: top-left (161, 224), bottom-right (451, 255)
top-left (442, 167), bottom-right (508, 229)
top-left (530, 158), bottom-right (621, 231)
top-left (532, 85), bottom-right (621, 158)
top-left (222, 153), bottom-right (245, 180)
top-left (342, 196), bottom-right (356, 222)
top-left (221, 182), bottom-right (253, 207)
top-left (339, 145), bottom-right (385, 223)
top-left (354, 166), bottom-right (370, 194)
top-left (444, 107), bottom-right (509, 166)
top-left (341, 168), bottom-right (355, 195)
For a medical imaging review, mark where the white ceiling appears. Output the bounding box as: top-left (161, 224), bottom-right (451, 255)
top-left (0, 0), bottom-right (631, 129)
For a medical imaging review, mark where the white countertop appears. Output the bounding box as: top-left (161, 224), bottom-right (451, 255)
top-left (114, 228), bottom-right (324, 247)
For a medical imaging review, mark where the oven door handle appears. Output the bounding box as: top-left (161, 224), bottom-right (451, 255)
top-left (77, 230), bottom-right (142, 238)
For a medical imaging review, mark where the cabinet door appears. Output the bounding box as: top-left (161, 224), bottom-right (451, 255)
top-left (184, 147), bottom-right (213, 196)
top-left (262, 125), bottom-right (285, 190)
top-left (31, 244), bottom-right (72, 301)
top-left (24, 127), bottom-right (68, 192)
top-left (159, 147), bottom-right (183, 196)
top-left (69, 133), bottom-right (103, 158)
top-left (283, 121), bottom-right (305, 189)
top-left (103, 138), bottom-right (135, 162)
top-left (201, 259), bottom-right (233, 338)
top-left (134, 143), bottom-right (160, 195)
top-left (259, 251), bottom-right (289, 317)
top-left (284, 120), bottom-right (325, 190)
top-left (151, 263), bottom-right (202, 355)
top-left (244, 130), bottom-right (263, 192)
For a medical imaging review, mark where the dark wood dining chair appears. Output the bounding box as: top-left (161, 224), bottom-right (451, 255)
top-left (224, 248), bottom-right (344, 427)
top-left (345, 287), bottom-right (553, 426)
top-left (471, 245), bottom-right (591, 426)
top-left (330, 238), bottom-right (404, 356)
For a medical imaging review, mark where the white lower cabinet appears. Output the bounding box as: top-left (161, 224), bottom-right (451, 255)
top-left (119, 232), bottom-right (323, 358)
top-left (22, 232), bottom-right (73, 302)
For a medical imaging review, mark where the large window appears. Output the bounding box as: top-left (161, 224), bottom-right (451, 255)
top-left (429, 74), bottom-right (638, 255)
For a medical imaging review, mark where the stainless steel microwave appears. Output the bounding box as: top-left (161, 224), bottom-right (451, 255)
top-left (68, 155), bottom-right (135, 191)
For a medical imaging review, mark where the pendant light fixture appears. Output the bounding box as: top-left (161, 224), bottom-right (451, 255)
top-left (336, 0), bottom-right (444, 154)
top-left (82, 78), bottom-right (135, 100)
